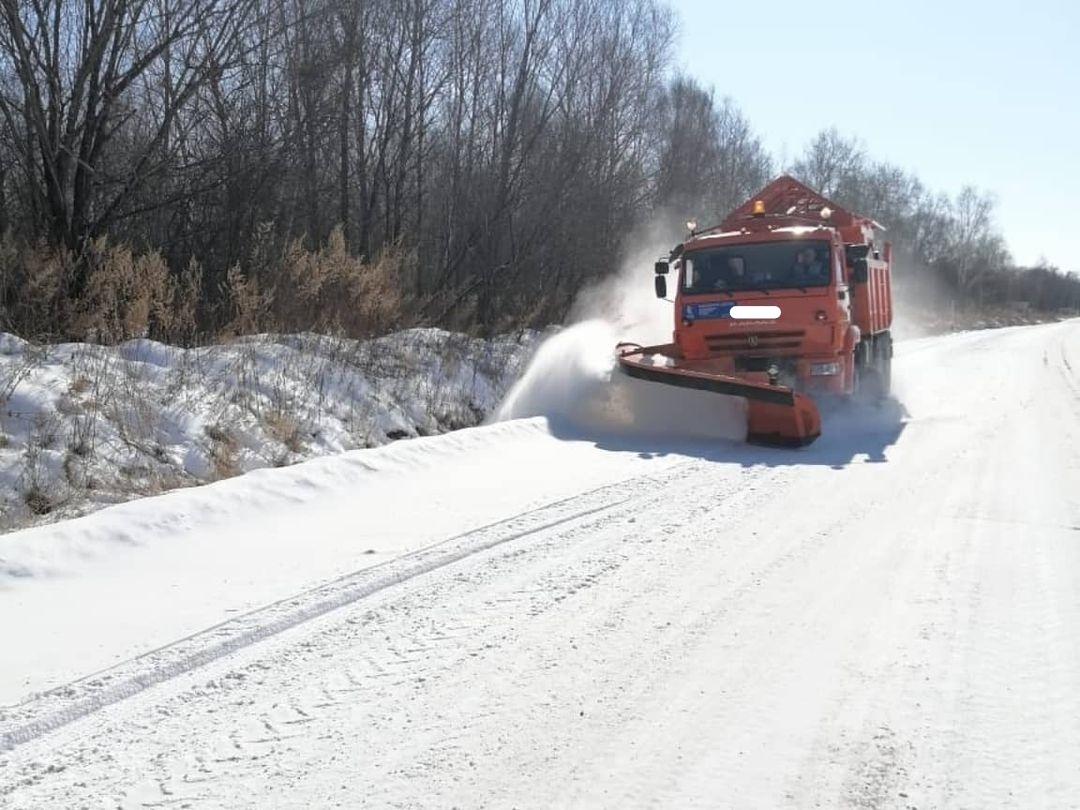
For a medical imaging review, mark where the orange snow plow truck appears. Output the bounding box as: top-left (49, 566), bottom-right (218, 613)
top-left (616, 175), bottom-right (893, 448)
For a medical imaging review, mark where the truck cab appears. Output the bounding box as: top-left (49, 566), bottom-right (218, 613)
top-left (653, 179), bottom-right (893, 400)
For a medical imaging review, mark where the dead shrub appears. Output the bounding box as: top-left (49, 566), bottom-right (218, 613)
top-left (31, 411), bottom-right (61, 449)
top-left (205, 423), bottom-right (240, 480)
top-left (1, 341), bottom-right (44, 406)
top-left (2, 223), bottom-right (414, 345)
top-left (264, 411), bottom-right (304, 453)
top-left (168, 258), bottom-right (203, 346)
top-left (18, 437), bottom-right (59, 516)
top-left (205, 423), bottom-right (231, 444)
top-left (0, 237), bottom-right (73, 340)
top-left (69, 237), bottom-right (173, 343)
top-left (105, 360), bottom-right (162, 455)
top-left (273, 225), bottom-right (406, 337)
top-left (23, 483), bottom-right (54, 515)
top-left (220, 264), bottom-right (272, 338)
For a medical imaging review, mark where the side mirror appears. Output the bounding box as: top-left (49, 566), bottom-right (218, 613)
top-left (654, 260), bottom-right (669, 275)
top-left (852, 258), bottom-right (868, 283)
top-left (845, 244), bottom-right (870, 263)
top-left (654, 275), bottom-right (667, 298)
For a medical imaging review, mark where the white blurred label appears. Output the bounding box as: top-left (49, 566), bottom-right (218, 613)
top-left (730, 305), bottom-right (781, 319)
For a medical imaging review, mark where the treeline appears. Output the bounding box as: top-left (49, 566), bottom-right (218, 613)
top-left (0, 0), bottom-right (1076, 345)
top-left (787, 129), bottom-right (1080, 315)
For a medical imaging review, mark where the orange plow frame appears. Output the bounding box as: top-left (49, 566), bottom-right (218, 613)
top-left (615, 342), bottom-right (822, 448)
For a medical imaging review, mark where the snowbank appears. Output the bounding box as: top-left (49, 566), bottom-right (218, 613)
top-left (0, 328), bottom-right (544, 532)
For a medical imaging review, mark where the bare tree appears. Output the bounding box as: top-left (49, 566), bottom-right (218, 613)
top-left (789, 127), bottom-right (865, 200)
top-left (0, 0), bottom-right (258, 260)
top-left (3, 0), bottom-right (1062, 342)
top-left (945, 185), bottom-right (1009, 301)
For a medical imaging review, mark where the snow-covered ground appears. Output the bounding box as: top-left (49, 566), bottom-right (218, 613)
top-left (1, 315), bottom-right (1078, 808)
top-left (0, 328), bottom-right (543, 531)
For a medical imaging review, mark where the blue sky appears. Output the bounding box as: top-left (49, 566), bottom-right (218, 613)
top-left (667, 0), bottom-right (1078, 272)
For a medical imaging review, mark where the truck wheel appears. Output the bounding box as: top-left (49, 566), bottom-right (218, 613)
top-left (855, 338), bottom-right (887, 405)
top-left (875, 332), bottom-right (892, 398)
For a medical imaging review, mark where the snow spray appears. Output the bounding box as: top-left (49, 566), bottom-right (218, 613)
top-left (492, 218), bottom-right (746, 441)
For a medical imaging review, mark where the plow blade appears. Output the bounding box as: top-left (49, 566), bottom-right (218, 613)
top-left (744, 396), bottom-right (821, 448)
top-left (615, 342), bottom-right (821, 448)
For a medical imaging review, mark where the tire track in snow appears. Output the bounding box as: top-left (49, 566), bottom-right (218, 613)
top-left (9, 453), bottom-right (787, 808)
top-left (825, 322), bottom-right (1080, 810)
top-left (5, 321), bottom-right (1079, 809)
top-left (0, 457), bottom-right (716, 754)
top-left (1057, 329), bottom-right (1079, 401)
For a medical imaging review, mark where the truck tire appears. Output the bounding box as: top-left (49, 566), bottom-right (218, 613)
top-left (874, 332), bottom-right (892, 398)
top-left (854, 336), bottom-right (888, 405)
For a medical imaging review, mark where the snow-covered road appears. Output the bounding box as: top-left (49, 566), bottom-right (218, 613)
top-left (2, 320), bottom-right (1079, 809)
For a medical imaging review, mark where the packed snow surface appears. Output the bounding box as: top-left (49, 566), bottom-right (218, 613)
top-left (1, 318), bottom-right (1079, 809)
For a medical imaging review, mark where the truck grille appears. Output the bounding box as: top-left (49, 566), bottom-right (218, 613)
top-left (733, 356), bottom-right (798, 373)
top-left (704, 330), bottom-right (805, 352)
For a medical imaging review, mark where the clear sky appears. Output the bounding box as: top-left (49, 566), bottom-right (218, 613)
top-left (666, 0), bottom-right (1079, 273)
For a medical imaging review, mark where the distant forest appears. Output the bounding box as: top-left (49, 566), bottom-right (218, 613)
top-left (1, 0), bottom-right (1077, 344)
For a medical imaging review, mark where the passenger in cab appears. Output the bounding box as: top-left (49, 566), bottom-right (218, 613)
top-left (791, 247), bottom-right (827, 284)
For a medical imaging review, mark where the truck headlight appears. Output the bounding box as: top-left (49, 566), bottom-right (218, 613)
top-left (810, 362), bottom-right (840, 376)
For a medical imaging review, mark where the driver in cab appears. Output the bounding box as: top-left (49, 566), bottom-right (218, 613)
top-left (791, 247), bottom-right (827, 284)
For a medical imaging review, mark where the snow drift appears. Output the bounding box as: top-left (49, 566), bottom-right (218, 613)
top-left (0, 328), bottom-right (542, 532)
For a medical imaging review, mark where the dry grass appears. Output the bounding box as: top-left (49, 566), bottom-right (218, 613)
top-left (18, 432), bottom-right (60, 516)
top-left (222, 225), bottom-right (408, 340)
top-left (264, 411), bottom-right (305, 454)
top-left (205, 424), bottom-right (240, 481)
top-left (1, 340), bottom-right (45, 406)
top-left (23, 483), bottom-right (54, 515)
top-left (0, 233), bottom-right (202, 344)
top-left (0, 225), bottom-right (410, 347)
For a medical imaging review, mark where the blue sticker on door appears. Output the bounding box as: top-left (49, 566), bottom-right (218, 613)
top-left (683, 301), bottom-right (736, 320)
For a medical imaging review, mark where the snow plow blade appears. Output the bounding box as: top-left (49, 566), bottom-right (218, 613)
top-left (744, 396), bottom-right (821, 448)
top-left (615, 342), bottom-right (821, 448)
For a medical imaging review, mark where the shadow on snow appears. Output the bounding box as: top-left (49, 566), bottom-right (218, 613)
top-left (546, 395), bottom-right (911, 470)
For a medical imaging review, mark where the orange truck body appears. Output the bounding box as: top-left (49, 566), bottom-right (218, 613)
top-left (616, 175), bottom-right (894, 447)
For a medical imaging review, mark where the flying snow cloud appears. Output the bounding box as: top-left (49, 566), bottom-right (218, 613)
top-left (566, 217), bottom-right (683, 346)
top-left (492, 217), bottom-right (747, 442)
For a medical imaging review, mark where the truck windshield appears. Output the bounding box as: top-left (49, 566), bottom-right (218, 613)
top-left (682, 240), bottom-right (832, 294)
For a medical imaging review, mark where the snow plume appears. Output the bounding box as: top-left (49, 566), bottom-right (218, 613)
top-left (567, 215), bottom-right (684, 345)
top-left (888, 254), bottom-right (957, 341)
top-left (493, 217), bottom-right (747, 442)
